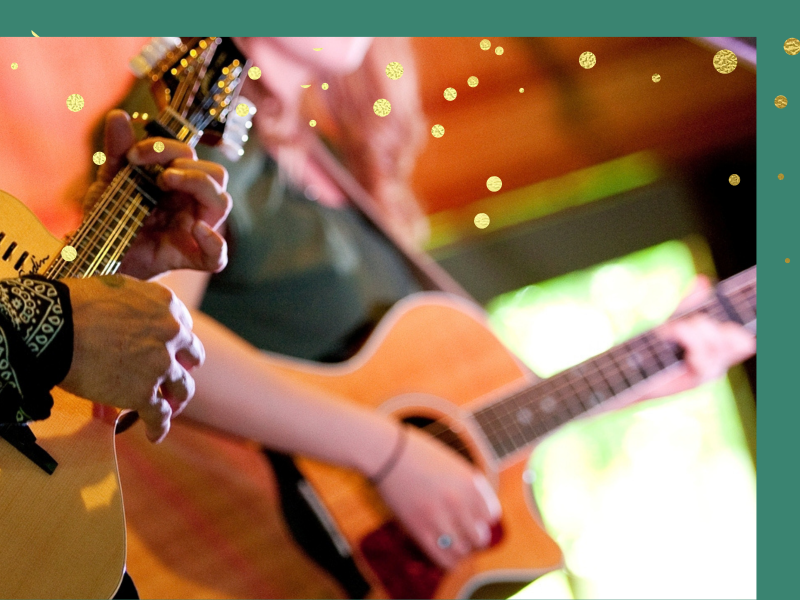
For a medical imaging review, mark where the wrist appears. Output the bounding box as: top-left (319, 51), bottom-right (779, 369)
top-left (367, 424), bottom-right (408, 486)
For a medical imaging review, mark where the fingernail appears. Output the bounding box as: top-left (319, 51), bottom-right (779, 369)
top-left (476, 522), bottom-right (491, 547)
top-left (127, 146), bottom-right (141, 164)
top-left (165, 169), bottom-right (186, 184)
top-left (193, 220), bottom-right (213, 237)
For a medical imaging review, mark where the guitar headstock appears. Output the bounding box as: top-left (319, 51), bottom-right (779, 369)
top-left (129, 37), bottom-right (253, 154)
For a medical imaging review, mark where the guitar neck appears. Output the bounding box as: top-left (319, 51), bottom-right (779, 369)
top-left (471, 266), bottom-right (756, 461)
top-left (44, 38), bottom-right (225, 280)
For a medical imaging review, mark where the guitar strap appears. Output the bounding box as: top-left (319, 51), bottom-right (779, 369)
top-left (307, 135), bottom-right (474, 300)
top-left (0, 423), bottom-right (58, 474)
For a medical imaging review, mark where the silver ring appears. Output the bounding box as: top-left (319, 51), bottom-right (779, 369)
top-left (436, 534), bottom-right (453, 550)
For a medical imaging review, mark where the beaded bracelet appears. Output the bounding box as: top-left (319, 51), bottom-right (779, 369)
top-left (368, 425), bottom-right (409, 486)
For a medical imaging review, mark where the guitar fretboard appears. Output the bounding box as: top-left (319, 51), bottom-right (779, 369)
top-left (43, 38), bottom-right (228, 280)
top-left (471, 267), bottom-right (756, 461)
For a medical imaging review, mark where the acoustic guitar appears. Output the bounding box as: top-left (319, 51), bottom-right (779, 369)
top-left (257, 268), bottom-right (756, 599)
top-left (0, 37), bottom-right (251, 599)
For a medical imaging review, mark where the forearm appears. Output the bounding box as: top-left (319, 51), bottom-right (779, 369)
top-left (181, 311), bottom-right (400, 477)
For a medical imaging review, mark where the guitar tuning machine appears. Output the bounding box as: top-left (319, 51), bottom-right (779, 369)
top-left (218, 96), bottom-right (255, 162)
top-left (129, 37), bottom-right (182, 78)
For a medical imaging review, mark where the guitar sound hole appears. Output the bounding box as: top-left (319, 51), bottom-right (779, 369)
top-left (402, 416), bottom-right (475, 464)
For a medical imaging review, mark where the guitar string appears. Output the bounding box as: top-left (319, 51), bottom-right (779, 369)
top-left (427, 274), bottom-right (755, 459)
top-left (51, 40), bottom-right (236, 280)
top-left (474, 276), bottom-right (753, 457)
top-left (481, 277), bottom-right (755, 457)
top-left (51, 41), bottom-right (216, 278)
top-left (82, 183), bottom-right (143, 277)
top-left (467, 329), bottom-right (680, 458)
top-left (69, 173), bottom-right (142, 277)
top-left (47, 167), bottom-right (140, 279)
top-left (46, 169), bottom-right (130, 277)
top-left (102, 205), bottom-right (149, 274)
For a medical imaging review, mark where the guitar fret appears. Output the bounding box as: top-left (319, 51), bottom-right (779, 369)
top-left (549, 374), bottom-right (577, 417)
top-left (470, 266), bottom-right (756, 463)
top-left (618, 342), bottom-right (646, 387)
top-left (608, 344), bottom-right (640, 391)
top-left (580, 361), bottom-right (613, 406)
top-left (585, 355), bottom-right (619, 401)
top-left (473, 406), bottom-right (515, 459)
top-left (561, 370), bottom-right (593, 414)
top-left (599, 351), bottom-right (630, 395)
top-left (573, 364), bottom-right (606, 408)
top-left (627, 335), bottom-right (659, 378)
top-left (499, 394), bottom-right (529, 450)
top-left (533, 381), bottom-right (564, 428)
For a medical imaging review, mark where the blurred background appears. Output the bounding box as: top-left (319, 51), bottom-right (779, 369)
top-left (0, 37), bottom-right (755, 599)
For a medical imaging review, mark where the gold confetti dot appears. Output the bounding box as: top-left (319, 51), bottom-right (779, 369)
top-left (519, 88), bottom-right (524, 93)
top-left (92, 151), bottom-right (106, 165)
top-left (321, 83), bottom-right (329, 90)
top-left (248, 66), bottom-right (261, 80)
top-left (386, 62), bottom-right (404, 80)
top-left (779, 173), bottom-right (785, 180)
top-left (480, 39), bottom-right (491, 51)
top-left (236, 103), bottom-right (250, 117)
top-left (776, 95), bottom-right (788, 109)
top-left (373, 99), bottom-right (391, 117)
top-left (153, 141), bottom-right (165, 153)
top-left (61, 245), bottom-right (77, 262)
top-left (431, 124), bottom-right (445, 138)
top-left (467, 76), bottom-right (479, 87)
top-left (786, 258), bottom-right (791, 263)
top-left (11, 62), bottom-right (18, 70)
top-left (486, 176), bottom-right (502, 192)
top-left (579, 51), bottom-right (596, 69)
top-left (313, 48), bottom-right (322, 51)
top-left (785, 38), bottom-right (800, 56)
top-left (443, 87), bottom-right (457, 101)
top-left (495, 47), bottom-right (504, 56)
top-left (652, 73), bottom-right (661, 82)
top-left (713, 49), bottom-right (738, 74)
top-left (729, 174), bottom-right (741, 186)
top-left (309, 120), bottom-right (317, 127)
top-left (300, 84), bottom-right (311, 89)
top-left (66, 93), bottom-right (84, 112)
top-left (474, 213), bottom-right (490, 229)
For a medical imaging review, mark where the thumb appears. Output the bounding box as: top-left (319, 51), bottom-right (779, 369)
top-left (99, 110), bottom-right (137, 178)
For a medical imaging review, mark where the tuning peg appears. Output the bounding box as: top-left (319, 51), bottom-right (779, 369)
top-left (129, 37), bottom-right (182, 78)
top-left (218, 96), bottom-right (255, 162)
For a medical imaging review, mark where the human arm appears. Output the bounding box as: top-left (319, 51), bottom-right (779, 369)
top-left (162, 265), bottom-right (498, 569)
top-left (58, 275), bottom-right (204, 443)
top-left (173, 309), bottom-right (496, 569)
top-left (0, 274), bottom-right (202, 443)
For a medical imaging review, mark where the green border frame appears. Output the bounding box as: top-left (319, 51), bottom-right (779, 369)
top-left (1, 1), bottom-right (776, 596)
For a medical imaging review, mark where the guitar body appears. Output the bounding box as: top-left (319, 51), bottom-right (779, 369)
top-left (1, 191), bottom-right (126, 599)
top-left (261, 293), bottom-right (564, 599)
